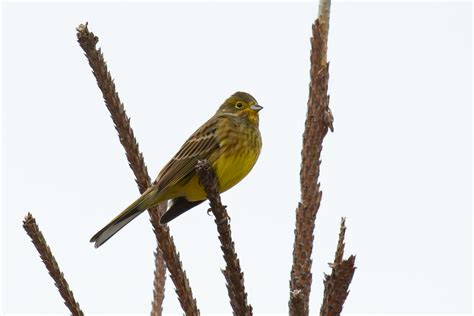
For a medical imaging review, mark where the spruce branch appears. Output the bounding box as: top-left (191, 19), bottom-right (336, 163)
top-left (320, 218), bottom-right (356, 316)
top-left (196, 160), bottom-right (253, 316)
top-left (289, 0), bottom-right (335, 314)
top-left (23, 213), bottom-right (84, 316)
top-left (76, 23), bottom-right (199, 315)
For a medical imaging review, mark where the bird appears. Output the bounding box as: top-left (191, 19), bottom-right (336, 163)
top-left (90, 91), bottom-right (263, 248)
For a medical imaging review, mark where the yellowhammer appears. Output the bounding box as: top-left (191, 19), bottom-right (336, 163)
top-left (91, 91), bottom-right (263, 247)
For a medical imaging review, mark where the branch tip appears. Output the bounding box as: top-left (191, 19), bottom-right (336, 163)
top-left (320, 220), bottom-right (356, 316)
top-left (23, 213), bottom-right (84, 316)
top-left (77, 23), bottom-right (198, 315)
top-left (76, 22), bottom-right (88, 33)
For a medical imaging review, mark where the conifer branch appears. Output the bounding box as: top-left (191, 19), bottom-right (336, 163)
top-left (23, 213), bottom-right (84, 316)
top-left (76, 23), bottom-right (199, 315)
top-left (289, 0), bottom-right (337, 314)
top-left (320, 218), bottom-right (356, 316)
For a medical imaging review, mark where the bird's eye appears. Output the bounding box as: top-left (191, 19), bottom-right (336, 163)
top-left (235, 102), bottom-right (244, 109)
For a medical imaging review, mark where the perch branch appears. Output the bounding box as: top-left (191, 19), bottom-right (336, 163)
top-left (196, 160), bottom-right (253, 316)
top-left (320, 218), bottom-right (356, 316)
top-left (23, 213), bottom-right (84, 316)
top-left (289, 0), bottom-right (335, 314)
top-left (76, 23), bottom-right (199, 315)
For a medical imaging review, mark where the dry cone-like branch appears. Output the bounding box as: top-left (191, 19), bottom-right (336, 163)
top-left (23, 213), bottom-right (84, 316)
top-left (152, 245), bottom-right (167, 316)
top-left (320, 218), bottom-right (356, 316)
top-left (289, 0), bottom-right (335, 314)
top-left (196, 160), bottom-right (253, 316)
top-left (76, 23), bottom-right (199, 315)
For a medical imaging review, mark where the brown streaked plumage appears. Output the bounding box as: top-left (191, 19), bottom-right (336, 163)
top-left (90, 91), bottom-right (263, 247)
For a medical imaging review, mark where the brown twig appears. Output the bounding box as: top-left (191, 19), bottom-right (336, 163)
top-left (196, 160), bottom-right (253, 316)
top-left (23, 213), bottom-right (84, 316)
top-left (320, 218), bottom-right (356, 316)
top-left (151, 220), bottom-right (167, 316)
top-left (333, 217), bottom-right (347, 266)
top-left (76, 23), bottom-right (199, 315)
top-left (289, 0), bottom-right (334, 314)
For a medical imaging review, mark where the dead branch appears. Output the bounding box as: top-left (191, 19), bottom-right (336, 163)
top-left (76, 23), bottom-right (199, 316)
top-left (196, 160), bottom-right (253, 316)
top-left (23, 213), bottom-right (84, 316)
top-left (320, 218), bottom-right (356, 316)
top-left (152, 246), bottom-right (167, 316)
top-left (289, 0), bottom-right (335, 314)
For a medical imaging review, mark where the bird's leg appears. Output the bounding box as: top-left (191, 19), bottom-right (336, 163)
top-left (207, 206), bottom-right (231, 224)
top-left (216, 206), bottom-right (231, 225)
top-left (216, 216), bottom-right (230, 225)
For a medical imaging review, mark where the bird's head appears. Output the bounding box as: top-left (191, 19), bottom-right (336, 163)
top-left (217, 91), bottom-right (263, 126)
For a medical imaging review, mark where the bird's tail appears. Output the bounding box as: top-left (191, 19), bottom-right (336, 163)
top-left (90, 187), bottom-right (158, 248)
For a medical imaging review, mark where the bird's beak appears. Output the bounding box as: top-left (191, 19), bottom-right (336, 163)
top-left (250, 104), bottom-right (263, 112)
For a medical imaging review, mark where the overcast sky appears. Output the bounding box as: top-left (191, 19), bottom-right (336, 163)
top-left (2, 1), bottom-right (472, 315)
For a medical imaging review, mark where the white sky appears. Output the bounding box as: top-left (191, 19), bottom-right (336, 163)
top-left (1, 1), bottom-right (472, 315)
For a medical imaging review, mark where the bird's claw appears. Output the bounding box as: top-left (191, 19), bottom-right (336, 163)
top-left (216, 214), bottom-right (231, 225)
top-left (207, 206), bottom-right (231, 224)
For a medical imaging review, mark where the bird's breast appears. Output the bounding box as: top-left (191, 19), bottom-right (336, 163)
top-left (212, 121), bottom-right (262, 192)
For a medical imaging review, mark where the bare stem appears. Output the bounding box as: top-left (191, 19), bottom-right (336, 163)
top-left (317, 0), bottom-right (331, 66)
top-left (23, 213), bottom-right (84, 316)
top-left (320, 218), bottom-right (356, 316)
top-left (76, 23), bottom-right (199, 315)
top-left (151, 243), bottom-right (166, 316)
top-left (289, 0), bottom-right (334, 314)
top-left (196, 160), bottom-right (253, 316)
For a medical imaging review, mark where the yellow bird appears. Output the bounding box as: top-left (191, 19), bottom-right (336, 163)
top-left (91, 92), bottom-right (263, 247)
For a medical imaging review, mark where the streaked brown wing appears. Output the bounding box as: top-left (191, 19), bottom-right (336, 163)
top-left (153, 117), bottom-right (220, 193)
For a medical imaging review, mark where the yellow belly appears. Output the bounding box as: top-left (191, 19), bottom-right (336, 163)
top-left (214, 149), bottom-right (260, 192)
top-left (177, 148), bottom-right (260, 201)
